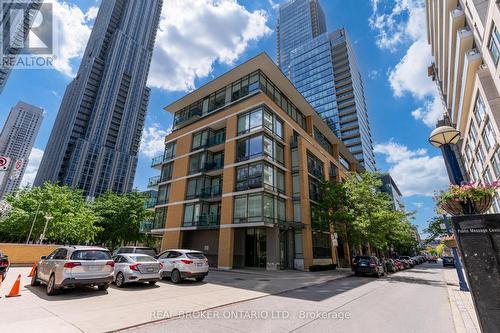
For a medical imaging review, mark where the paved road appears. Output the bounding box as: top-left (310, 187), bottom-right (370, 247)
top-left (126, 263), bottom-right (456, 333)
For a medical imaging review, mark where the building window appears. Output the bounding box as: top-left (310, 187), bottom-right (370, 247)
top-left (488, 25), bottom-right (500, 66)
top-left (312, 232), bottom-right (331, 259)
top-left (164, 141), bottom-right (176, 161)
top-left (161, 162), bottom-right (173, 182)
top-left (192, 128), bottom-right (225, 151)
top-left (339, 155), bottom-right (350, 170)
top-left (314, 126), bottom-right (333, 154)
top-left (484, 167), bottom-right (493, 184)
top-left (471, 162), bottom-right (480, 182)
top-left (492, 150), bottom-right (500, 178)
top-left (294, 230), bottom-right (303, 259)
top-left (473, 94), bottom-right (486, 125)
top-left (483, 120), bottom-right (495, 152)
top-left (307, 152), bottom-right (324, 179)
top-left (189, 151), bottom-right (224, 174)
top-left (469, 123), bottom-right (478, 147)
top-left (153, 207), bottom-right (167, 229)
top-left (309, 178), bottom-right (321, 202)
top-left (237, 106), bottom-right (284, 138)
top-left (476, 144), bottom-right (486, 167)
top-left (157, 184), bottom-right (170, 205)
top-left (235, 161), bottom-right (284, 193)
top-left (186, 176), bottom-right (221, 200)
top-left (233, 193), bottom-right (285, 224)
top-left (465, 145), bottom-right (473, 165)
top-left (236, 134), bottom-right (284, 164)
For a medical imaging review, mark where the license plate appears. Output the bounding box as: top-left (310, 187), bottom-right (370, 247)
top-left (147, 267), bottom-right (154, 272)
top-left (88, 266), bottom-right (99, 271)
top-left (197, 263), bottom-right (203, 267)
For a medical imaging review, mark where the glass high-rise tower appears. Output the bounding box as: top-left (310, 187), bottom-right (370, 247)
top-left (34, 0), bottom-right (163, 197)
top-left (277, 1), bottom-right (376, 172)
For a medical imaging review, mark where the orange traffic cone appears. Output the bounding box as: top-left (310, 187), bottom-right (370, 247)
top-left (28, 262), bottom-right (36, 277)
top-left (5, 274), bottom-right (21, 298)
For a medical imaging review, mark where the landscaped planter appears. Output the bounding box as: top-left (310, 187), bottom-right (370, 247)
top-left (451, 214), bottom-right (500, 333)
top-left (440, 196), bottom-right (493, 216)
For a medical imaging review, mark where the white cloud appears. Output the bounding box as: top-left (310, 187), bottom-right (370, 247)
top-left (140, 124), bottom-right (172, 158)
top-left (148, 0), bottom-right (272, 91)
top-left (374, 140), bottom-right (448, 196)
top-left (21, 148), bottom-right (44, 187)
top-left (369, 0), bottom-right (444, 128)
top-left (368, 69), bottom-right (380, 80)
top-left (84, 6), bottom-right (99, 21)
top-left (413, 202), bottom-right (424, 208)
top-left (49, 0), bottom-right (93, 77)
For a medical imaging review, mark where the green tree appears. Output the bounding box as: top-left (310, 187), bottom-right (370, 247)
top-left (0, 182), bottom-right (100, 244)
top-left (423, 216), bottom-right (447, 243)
top-left (93, 191), bottom-right (153, 251)
top-left (436, 243), bottom-right (445, 256)
top-left (315, 172), bottom-right (417, 254)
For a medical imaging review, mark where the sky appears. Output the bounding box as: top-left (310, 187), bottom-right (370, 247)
top-left (0, 0), bottom-right (450, 235)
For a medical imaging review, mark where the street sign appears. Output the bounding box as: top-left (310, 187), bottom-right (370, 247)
top-left (10, 159), bottom-right (24, 180)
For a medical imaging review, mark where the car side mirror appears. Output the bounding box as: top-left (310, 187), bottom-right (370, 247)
top-left (41, 256), bottom-right (46, 260)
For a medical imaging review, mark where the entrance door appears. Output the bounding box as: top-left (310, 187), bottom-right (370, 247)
top-left (279, 230), bottom-right (289, 269)
top-left (245, 228), bottom-right (266, 268)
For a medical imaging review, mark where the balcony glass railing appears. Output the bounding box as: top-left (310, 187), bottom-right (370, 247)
top-left (148, 175), bottom-right (160, 187)
top-left (139, 221), bottom-right (153, 233)
top-left (144, 198), bottom-right (157, 209)
top-left (205, 132), bottom-right (226, 148)
top-left (202, 158), bottom-right (224, 172)
top-left (200, 184), bottom-right (222, 199)
top-left (183, 214), bottom-right (220, 227)
top-left (151, 155), bottom-right (163, 167)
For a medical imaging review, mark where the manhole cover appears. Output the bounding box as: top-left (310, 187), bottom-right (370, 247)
top-left (235, 277), bottom-right (245, 281)
top-left (259, 279), bottom-right (271, 282)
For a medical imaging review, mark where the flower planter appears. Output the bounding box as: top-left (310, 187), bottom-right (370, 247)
top-left (440, 195), bottom-right (493, 216)
top-left (441, 235), bottom-right (457, 248)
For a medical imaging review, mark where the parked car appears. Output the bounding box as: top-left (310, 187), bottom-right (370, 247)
top-left (428, 256), bottom-right (438, 263)
top-left (114, 246), bottom-right (157, 257)
top-left (31, 246), bottom-right (115, 295)
top-left (442, 256), bottom-right (455, 267)
top-left (383, 259), bottom-right (398, 273)
top-left (156, 249), bottom-right (209, 284)
top-left (399, 256), bottom-right (414, 268)
top-left (0, 250), bottom-right (9, 281)
top-left (393, 259), bottom-right (405, 271)
top-left (112, 253), bottom-right (161, 287)
top-left (353, 256), bottom-right (385, 278)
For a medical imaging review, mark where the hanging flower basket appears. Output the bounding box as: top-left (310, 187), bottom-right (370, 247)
top-left (442, 235), bottom-right (457, 248)
top-left (435, 182), bottom-right (499, 216)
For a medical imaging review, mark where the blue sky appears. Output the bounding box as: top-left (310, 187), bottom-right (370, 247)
top-left (0, 0), bottom-right (449, 234)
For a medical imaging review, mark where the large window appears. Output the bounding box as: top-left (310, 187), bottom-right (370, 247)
top-left (312, 232), bottom-right (331, 259)
top-left (339, 155), bottom-right (350, 170)
top-left (192, 129), bottom-right (226, 151)
top-left (189, 151), bottom-right (224, 174)
top-left (183, 203), bottom-right (220, 227)
top-left (307, 152), bottom-right (324, 179)
top-left (164, 141), bottom-right (176, 161)
top-left (473, 94), bottom-right (486, 125)
top-left (469, 123), bottom-right (478, 146)
top-left (153, 207), bottom-right (167, 229)
top-left (492, 150), bottom-right (500, 178)
top-left (237, 106), bottom-right (283, 138)
top-left (236, 134), bottom-right (284, 164)
top-left (186, 176), bottom-right (222, 199)
top-left (157, 184), bottom-right (170, 205)
top-left (314, 126), bottom-right (333, 154)
top-left (233, 193), bottom-right (286, 224)
top-left (173, 70), bottom-right (307, 131)
top-left (160, 162), bottom-right (173, 182)
top-left (235, 162), bottom-right (284, 193)
top-left (483, 120), bottom-right (495, 151)
top-left (488, 25), bottom-right (500, 66)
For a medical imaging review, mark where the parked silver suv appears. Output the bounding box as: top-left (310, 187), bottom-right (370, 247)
top-left (31, 246), bottom-right (114, 295)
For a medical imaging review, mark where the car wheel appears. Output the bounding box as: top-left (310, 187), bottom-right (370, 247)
top-left (46, 274), bottom-right (57, 296)
top-left (170, 269), bottom-right (182, 284)
top-left (30, 268), bottom-right (40, 286)
top-left (195, 276), bottom-right (205, 282)
top-left (148, 280), bottom-right (157, 286)
top-left (115, 272), bottom-right (125, 288)
top-left (97, 284), bottom-right (109, 291)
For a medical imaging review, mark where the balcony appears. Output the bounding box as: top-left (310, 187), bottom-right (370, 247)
top-left (204, 132), bottom-right (226, 152)
top-left (183, 214), bottom-right (220, 228)
top-left (200, 184), bottom-right (222, 200)
top-left (147, 175), bottom-right (160, 188)
top-left (144, 198), bottom-right (157, 209)
top-left (139, 221), bottom-right (153, 233)
top-left (151, 155), bottom-right (163, 168)
top-left (202, 158), bottom-right (224, 175)
top-left (173, 109), bottom-right (202, 130)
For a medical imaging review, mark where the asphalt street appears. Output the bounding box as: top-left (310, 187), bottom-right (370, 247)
top-left (126, 262), bottom-right (455, 333)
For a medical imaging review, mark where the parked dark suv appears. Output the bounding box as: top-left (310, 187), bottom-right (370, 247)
top-left (442, 256), bottom-right (455, 267)
top-left (0, 250), bottom-right (9, 281)
top-left (353, 256), bottom-right (385, 278)
top-left (114, 246), bottom-right (157, 257)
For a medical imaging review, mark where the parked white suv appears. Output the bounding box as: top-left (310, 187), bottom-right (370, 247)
top-left (31, 246), bottom-right (115, 295)
top-left (157, 249), bottom-right (209, 284)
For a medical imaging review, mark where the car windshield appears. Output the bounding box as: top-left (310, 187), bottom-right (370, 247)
top-left (130, 255), bottom-right (156, 262)
top-left (135, 248), bottom-right (157, 257)
top-left (186, 252), bottom-right (206, 259)
top-left (71, 250), bottom-right (111, 260)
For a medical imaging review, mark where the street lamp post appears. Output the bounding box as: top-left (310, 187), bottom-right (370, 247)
top-left (429, 125), bottom-right (470, 292)
top-left (39, 214), bottom-right (53, 244)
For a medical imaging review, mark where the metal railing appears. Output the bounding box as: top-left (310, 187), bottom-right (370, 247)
top-left (202, 158), bottom-right (224, 172)
top-left (147, 175), bottom-right (160, 187)
top-left (183, 214), bottom-right (220, 227)
top-left (200, 184), bottom-right (222, 199)
top-left (144, 198), bottom-right (157, 209)
top-left (151, 155), bottom-right (163, 167)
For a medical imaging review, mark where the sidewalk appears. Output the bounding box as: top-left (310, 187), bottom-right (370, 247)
top-left (442, 269), bottom-right (481, 333)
